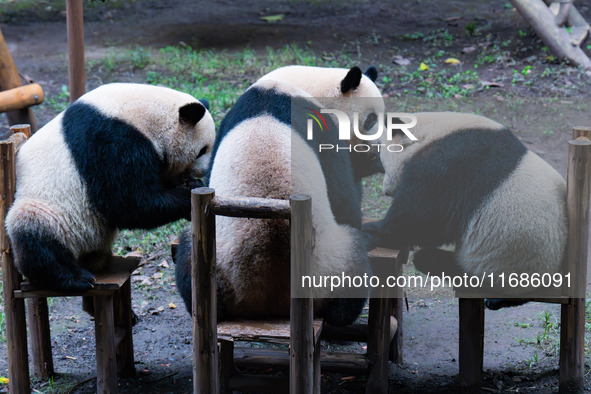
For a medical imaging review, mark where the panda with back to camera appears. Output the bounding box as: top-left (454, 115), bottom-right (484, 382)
top-left (175, 65), bottom-right (385, 326)
top-left (6, 83), bottom-right (215, 293)
top-left (363, 112), bottom-right (567, 309)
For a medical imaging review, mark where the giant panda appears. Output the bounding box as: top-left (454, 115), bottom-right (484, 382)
top-left (363, 112), bottom-right (567, 309)
top-left (6, 83), bottom-right (215, 293)
top-left (175, 66), bottom-right (384, 326)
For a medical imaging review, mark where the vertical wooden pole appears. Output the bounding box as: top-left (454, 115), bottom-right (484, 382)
top-left (459, 298), bottom-right (484, 393)
top-left (94, 295), bottom-right (117, 394)
top-left (390, 247), bottom-right (408, 363)
top-left (66, 0), bottom-right (85, 102)
top-left (26, 298), bottom-right (54, 379)
top-left (218, 339), bottom-right (235, 394)
top-left (559, 134), bottom-right (591, 393)
top-left (366, 297), bottom-right (391, 393)
top-left (0, 28), bottom-right (38, 131)
top-left (11, 124), bottom-right (54, 379)
top-left (192, 188), bottom-right (218, 394)
top-left (114, 278), bottom-right (135, 377)
top-left (572, 126), bottom-right (591, 139)
top-left (290, 194), bottom-right (314, 394)
top-left (1, 140), bottom-right (30, 393)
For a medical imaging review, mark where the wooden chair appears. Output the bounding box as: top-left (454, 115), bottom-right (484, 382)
top-left (458, 126), bottom-right (591, 393)
top-left (181, 188), bottom-right (407, 393)
top-left (1, 125), bottom-right (139, 394)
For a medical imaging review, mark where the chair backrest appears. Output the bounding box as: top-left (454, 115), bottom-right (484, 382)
top-left (188, 187), bottom-right (314, 394)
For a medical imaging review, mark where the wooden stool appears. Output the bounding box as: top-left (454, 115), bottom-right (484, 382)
top-left (457, 127), bottom-right (591, 393)
top-left (173, 190), bottom-right (407, 393)
top-left (1, 130), bottom-right (138, 394)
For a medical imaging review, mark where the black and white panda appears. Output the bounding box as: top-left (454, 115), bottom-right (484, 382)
top-left (175, 66), bottom-right (384, 326)
top-left (363, 112), bottom-right (567, 308)
top-left (6, 83), bottom-right (215, 293)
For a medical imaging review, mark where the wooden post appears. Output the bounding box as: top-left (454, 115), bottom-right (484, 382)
top-left (10, 124), bottom-right (54, 380)
top-left (290, 194), bottom-right (314, 394)
top-left (9, 124), bottom-right (32, 138)
top-left (192, 188), bottom-right (218, 394)
top-left (94, 295), bottom-right (118, 394)
top-left (114, 278), bottom-right (135, 377)
top-left (0, 139), bottom-right (31, 393)
top-left (66, 0), bottom-right (85, 102)
top-left (559, 134), bottom-right (591, 393)
top-left (366, 297), bottom-right (391, 393)
top-left (26, 298), bottom-right (54, 379)
top-left (0, 27), bottom-right (38, 131)
top-left (572, 126), bottom-right (591, 140)
top-left (459, 298), bottom-right (484, 392)
top-left (219, 339), bottom-right (235, 394)
top-left (391, 247), bottom-right (408, 363)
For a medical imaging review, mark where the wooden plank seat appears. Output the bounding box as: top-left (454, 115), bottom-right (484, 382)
top-left (218, 318), bottom-right (324, 343)
top-left (15, 255), bottom-right (139, 297)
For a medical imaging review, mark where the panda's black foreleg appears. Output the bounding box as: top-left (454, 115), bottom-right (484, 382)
top-left (412, 247), bottom-right (463, 277)
top-left (322, 298), bottom-right (366, 327)
top-left (362, 210), bottom-right (415, 250)
top-left (11, 230), bottom-right (95, 292)
top-left (111, 187), bottom-right (193, 230)
top-left (485, 299), bottom-right (529, 310)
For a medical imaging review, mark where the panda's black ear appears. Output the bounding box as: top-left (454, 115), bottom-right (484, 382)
top-left (364, 66), bottom-right (378, 82)
top-left (179, 102), bottom-right (206, 127)
top-left (199, 99), bottom-right (210, 110)
top-left (340, 66), bottom-right (363, 93)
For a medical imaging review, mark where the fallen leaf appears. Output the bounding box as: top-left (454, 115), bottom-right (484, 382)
top-left (65, 356), bottom-right (77, 360)
top-left (462, 46), bottom-right (476, 53)
top-left (462, 84), bottom-right (474, 89)
top-left (393, 55), bottom-right (410, 66)
top-left (150, 306), bottom-right (165, 315)
top-left (480, 80), bottom-right (504, 88)
top-left (0, 377), bottom-right (9, 384)
top-left (260, 14), bottom-right (284, 22)
top-left (124, 251), bottom-right (143, 259)
top-left (169, 302), bottom-right (177, 309)
top-left (445, 57), bottom-right (461, 64)
top-left (159, 260), bottom-right (170, 269)
top-left (419, 62), bottom-right (429, 71)
top-left (153, 272), bottom-right (163, 279)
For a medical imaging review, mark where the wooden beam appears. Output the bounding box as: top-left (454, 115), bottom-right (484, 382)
top-left (0, 84), bottom-right (44, 113)
top-left (210, 195), bottom-right (291, 219)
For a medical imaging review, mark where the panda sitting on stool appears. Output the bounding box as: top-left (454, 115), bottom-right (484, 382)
top-left (363, 112), bottom-right (567, 310)
top-left (175, 65), bottom-right (385, 326)
top-left (6, 83), bottom-right (215, 295)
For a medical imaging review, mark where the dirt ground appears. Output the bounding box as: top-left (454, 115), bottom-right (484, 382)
top-left (1, 0), bottom-right (591, 392)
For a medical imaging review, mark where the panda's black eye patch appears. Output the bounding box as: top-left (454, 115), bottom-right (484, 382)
top-left (196, 146), bottom-right (208, 159)
top-left (364, 113), bottom-right (378, 131)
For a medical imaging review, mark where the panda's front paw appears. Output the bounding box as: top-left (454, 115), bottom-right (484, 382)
top-left (67, 268), bottom-right (96, 292)
top-left (362, 221), bottom-right (385, 249)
